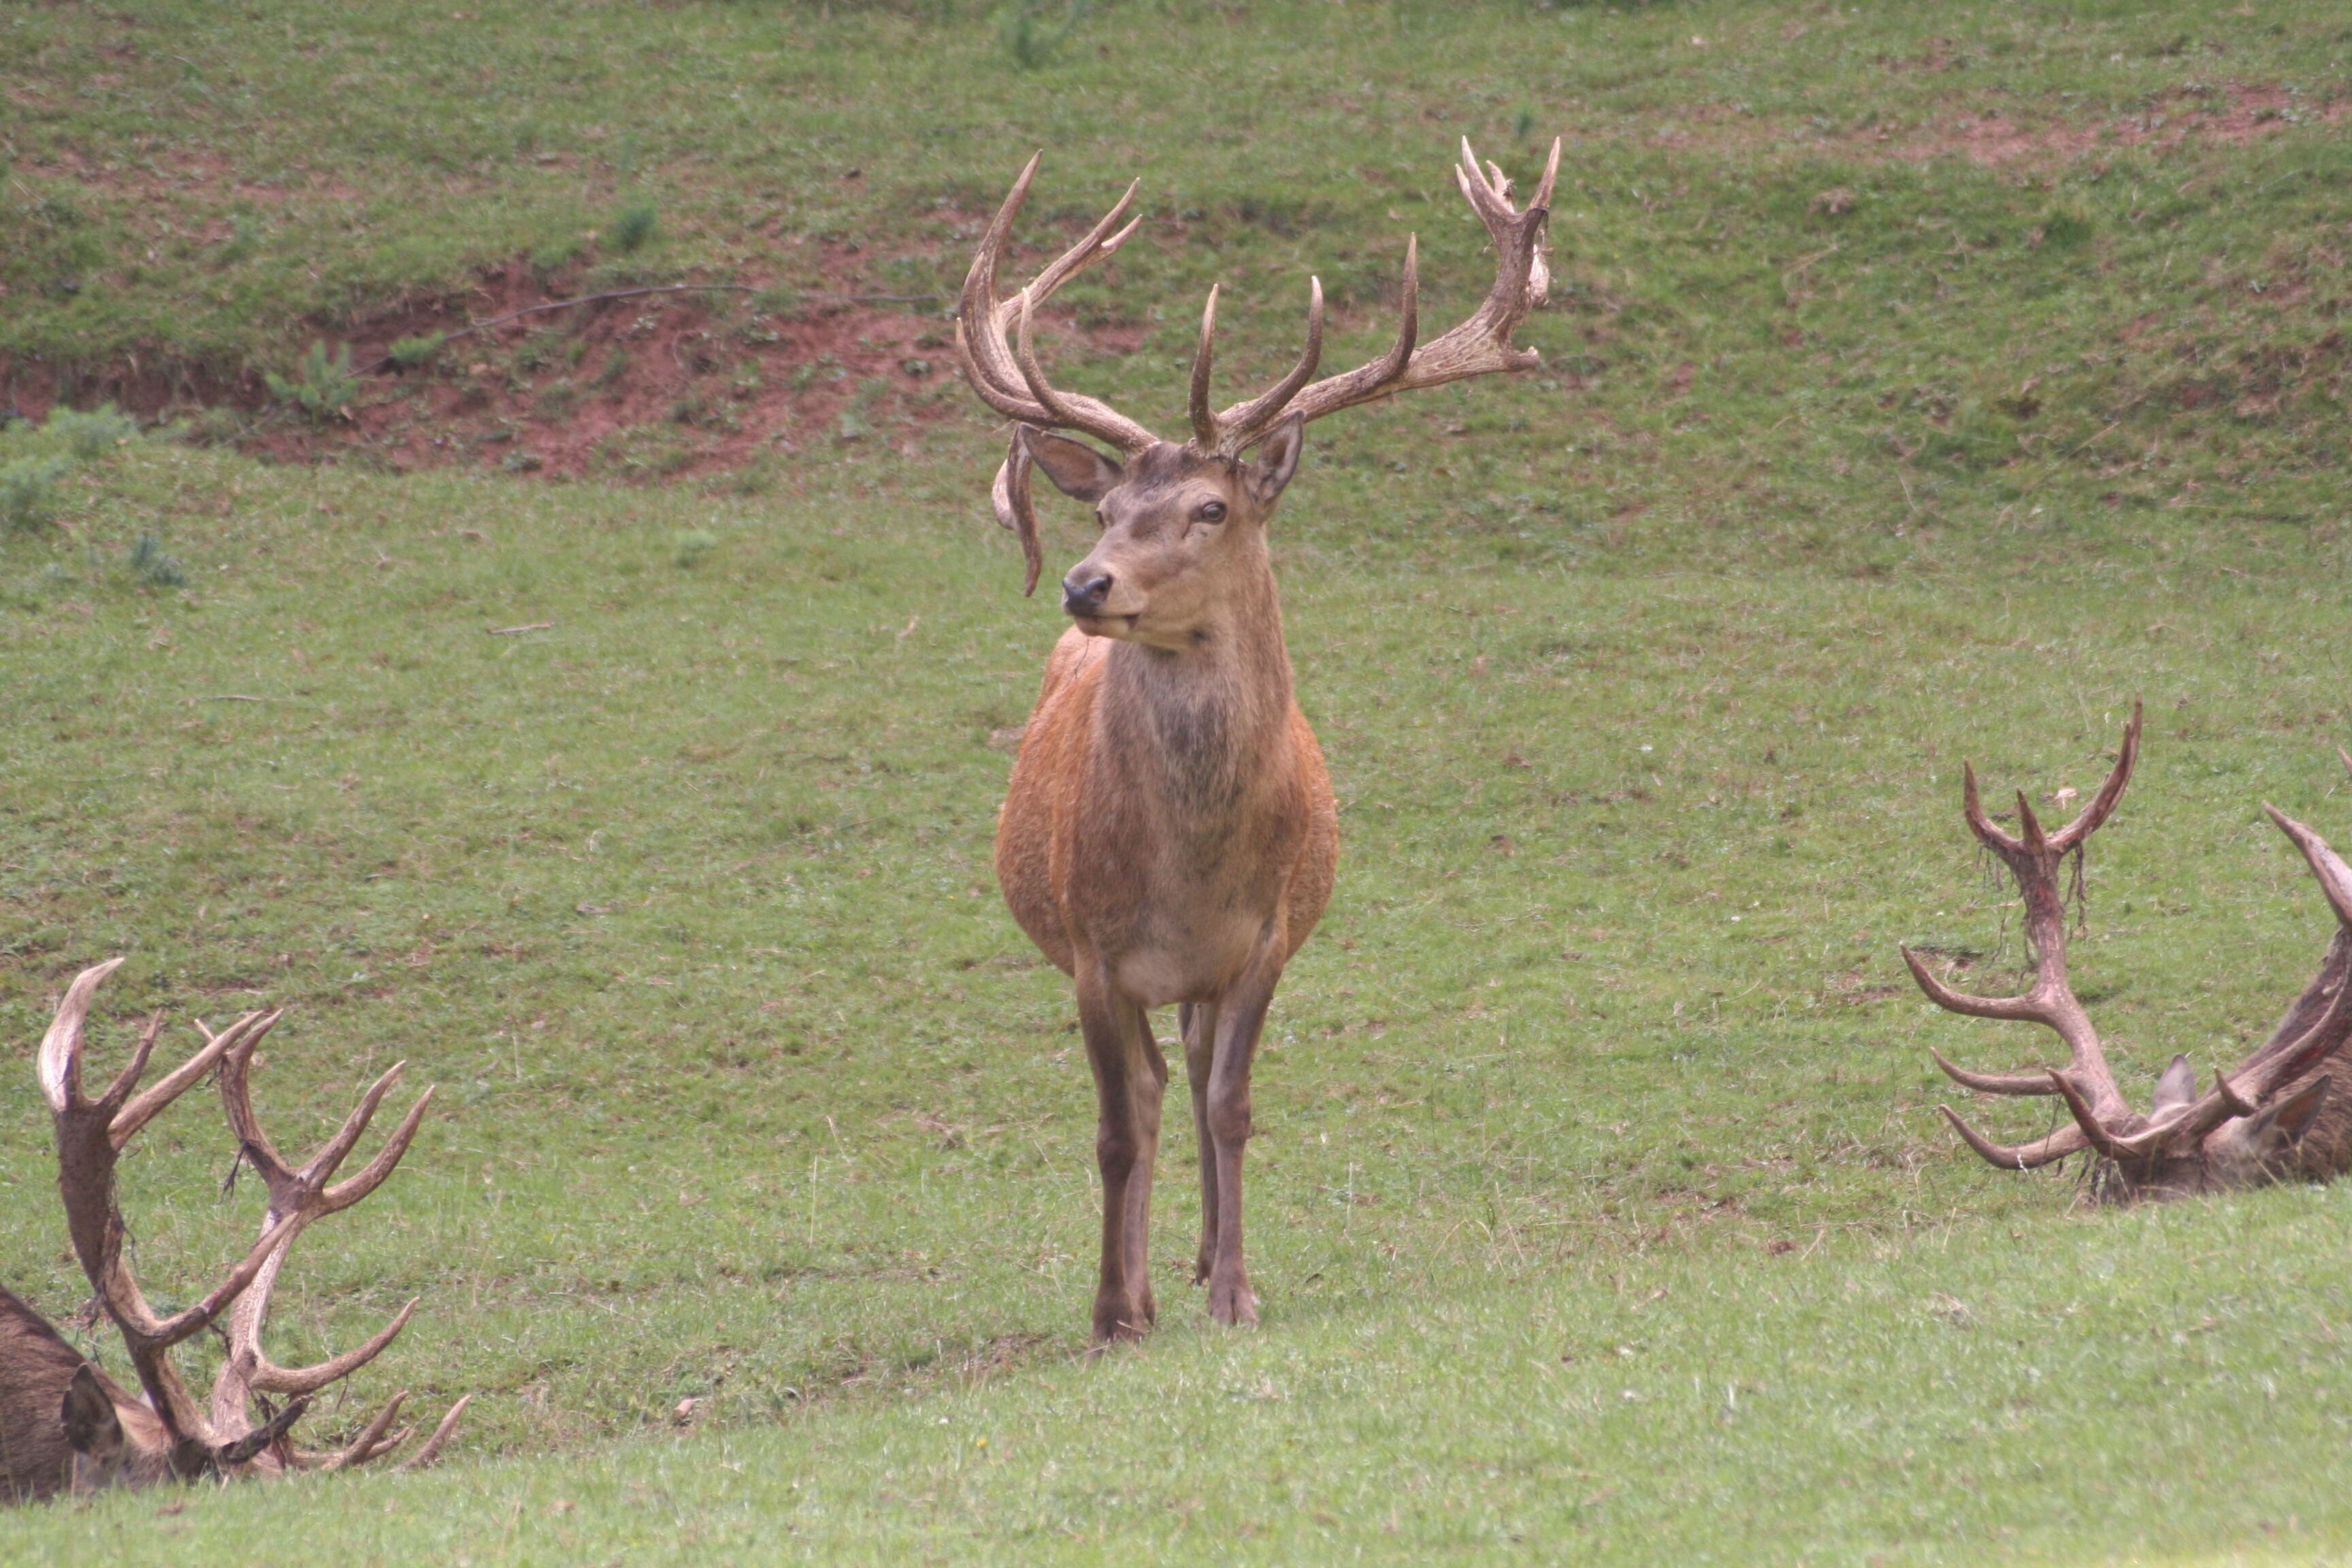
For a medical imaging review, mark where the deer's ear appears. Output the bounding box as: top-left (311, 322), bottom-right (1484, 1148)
top-left (1247, 412), bottom-right (1305, 506)
top-left (2256, 1075), bottom-right (2332, 1145)
top-left (1017, 427), bottom-right (1122, 502)
top-left (61, 1365), bottom-right (122, 1460)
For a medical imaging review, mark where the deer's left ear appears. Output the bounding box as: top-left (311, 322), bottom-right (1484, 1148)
top-left (1248, 412), bottom-right (1305, 506)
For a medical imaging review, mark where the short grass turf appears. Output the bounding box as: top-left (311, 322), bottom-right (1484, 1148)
top-left (6, 0), bottom-right (2352, 1562)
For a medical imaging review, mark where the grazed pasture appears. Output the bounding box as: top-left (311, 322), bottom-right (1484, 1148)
top-left (5, 1), bottom-right (2352, 1560)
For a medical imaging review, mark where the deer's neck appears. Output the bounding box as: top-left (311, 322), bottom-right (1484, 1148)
top-left (1099, 566), bottom-right (1294, 818)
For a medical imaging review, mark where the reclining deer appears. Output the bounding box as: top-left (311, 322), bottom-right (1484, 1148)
top-left (956, 139), bottom-right (1558, 1341)
top-left (1, 959), bottom-right (465, 1500)
top-left (1906, 703), bottom-right (2351, 1200)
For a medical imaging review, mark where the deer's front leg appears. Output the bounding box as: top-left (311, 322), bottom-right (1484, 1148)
top-left (1179, 1001), bottom-right (1221, 1286)
top-left (1203, 921), bottom-right (1288, 1328)
top-left (1075, 956), bottom-right (1160, 1345)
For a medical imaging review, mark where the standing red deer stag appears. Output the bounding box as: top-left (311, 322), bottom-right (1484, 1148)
top-left (956, 140), bottom-right (1557, 1341)
top-left (0, 959), bottom-right (466, 1500)
top-left (1906, 704), bottom-right (2352, 1200)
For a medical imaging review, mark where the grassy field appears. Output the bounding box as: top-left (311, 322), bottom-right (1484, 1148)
top-left (6, 0), bottom-right (2352, 1561)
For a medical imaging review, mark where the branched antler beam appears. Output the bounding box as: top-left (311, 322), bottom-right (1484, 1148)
top-left (31, 959), bottom-right (465, 1478)
top-left (1906, 715), bottom-right (2352, 1198)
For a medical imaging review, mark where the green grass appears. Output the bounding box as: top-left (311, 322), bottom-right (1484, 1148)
top-left (4, 0), bottom-right (2352, 1561)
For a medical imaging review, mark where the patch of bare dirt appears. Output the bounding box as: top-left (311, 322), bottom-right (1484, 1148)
top-left (1, 209), bottom-right (1159, 479)
top-left (0, 253), bottom-right (1149, 480)
top-left (1884, 84), bottom-right (2351, 166)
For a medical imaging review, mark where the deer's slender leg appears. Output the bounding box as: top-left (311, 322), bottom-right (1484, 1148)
top-left (1121, 1007), bottom-right (1169, 1328)
top-left (1179, 1001), bottom-right (1222, 1284)
top-left (1075, 957), bottom-right (1155, 1343)
top-left (1203, 922), bottom-right (1288, 1328)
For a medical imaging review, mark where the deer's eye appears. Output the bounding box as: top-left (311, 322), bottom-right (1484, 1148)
top-left (1196, 500), bottom-right (1227, 524)
top-left (1093, 508), bottom-right (1108, 531)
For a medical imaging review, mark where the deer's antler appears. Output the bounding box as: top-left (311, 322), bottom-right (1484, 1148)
top-left (954, 153), bottom-right (1158, 457)
top-left (959, 138), bottom-right (1561, 486)
top-left (1902, 701), bottom-right (2145, 1147)
top-left (205, 1019), bottom-right (452, 1466)
top-left (37, 960), bottom-right (463, 1474)
top-left (1203, 137), bottom-right (1559, 453)
top-left (1910, 717), bottom-right (2352, 1190)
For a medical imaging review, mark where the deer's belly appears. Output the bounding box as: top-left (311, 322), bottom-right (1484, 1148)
top-left (1109, 907), bottom-right (1271, 1008)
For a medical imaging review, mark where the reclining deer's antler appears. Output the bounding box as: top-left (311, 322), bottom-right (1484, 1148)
top-left (37, 959), bottom-right (466, 1475)
top-left (1906, 711), bottom-right (2352, 1193)
top-left (1899, 702), bottom-right (2144, 1166)
top-left (956, 140), bottom-right (1559, 591)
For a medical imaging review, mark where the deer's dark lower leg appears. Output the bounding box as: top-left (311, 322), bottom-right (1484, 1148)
top-left (1181, 1001), bottom-right (1220, 1285)
top-left (1204, 938), bottom-right (1282, 1328)
top-left (1078, 971), bottom-right (1149, 1343)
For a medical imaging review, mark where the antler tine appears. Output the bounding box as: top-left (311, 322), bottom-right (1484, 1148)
top-left (247, 1300), bottom-right (419, 1402)
top-left (2048, 700), bottom-right (2143, 853)
top-left (304, 1061), bottom-right (408, 1188)
top-left (1936, 1105), bottom-right (2089, 1171)
top-left (2266, 802), bottom-right (2352, 931)
top-left (1959, 762), bottom-right (2019, 856)
top-left (2046, 1071), bottom-right (2140, 1161)
top-left (1275, 138), bottom-right (1549, 429)
top-left (1929, 1047), bottom-right (2065, 1096)
top-left (954, 157), bottom-right (1160, 455)
top-left (1013, 293), bottom-right (1088, 434)
top-left (1188, 284), bottom-right (1220, 449)
top-left (310, 1392), bottom-right (408, 1473)
top-left (1211, 276), bottom-right (1327, 456)
top-left (1901, 945), bottom-right (2057, 1027)
top-left (37, 958), bottom-right (129, 1115)
top-left (111, 1010), bottom-right (270, 1149)
top-left (990, 433), bottom-right (1044, 598)
top-left (396, 1394), bottom-right (474, 1471)
top-left (322, 1085), bottom-right (434, 1212)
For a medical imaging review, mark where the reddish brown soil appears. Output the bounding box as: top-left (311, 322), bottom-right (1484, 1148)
top-left (1886, 83), bottom-right (2350, 166)
top-left (1, 233), bottom-right (1147, 480)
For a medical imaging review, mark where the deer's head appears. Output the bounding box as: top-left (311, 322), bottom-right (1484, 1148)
top-left (1018, 423), bottom-right (1302, 648)
top-left (955, 141), bottom-right (1558, 623)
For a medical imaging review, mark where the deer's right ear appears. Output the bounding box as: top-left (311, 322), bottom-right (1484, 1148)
top-left (1017, 426), bottom-right (1123, 502)
top-left (61, 1365), bottom-right (123, 1461)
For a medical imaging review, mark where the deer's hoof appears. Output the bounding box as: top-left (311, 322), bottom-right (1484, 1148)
top-left (1207, 1279), bottom-right (1258, 1328)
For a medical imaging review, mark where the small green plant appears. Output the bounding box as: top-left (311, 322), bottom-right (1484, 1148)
top-left (751, 284), bottom-right (800, 317)
top-left (996, 1), bottom-right (1090, 68)
top-left (214, 214), bottom-right (260, 265)
top-left (672, 528), bottom-right (719, 568)
top-left (389, 333), bottom-right (446, 369)
top-left (608, 202), bottom-right (659, 252)
top-left (265, 340), bottom-right (360, 420)
top-left (42, 404), bottom-right (136, 459)
top-left (127, 533), bottom-right (189, 589)
top-left (0, 453), bottom-right (72, 531)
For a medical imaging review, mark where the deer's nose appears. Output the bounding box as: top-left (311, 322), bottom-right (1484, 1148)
top-left (1062, 570), bottom-right (1114, 616)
